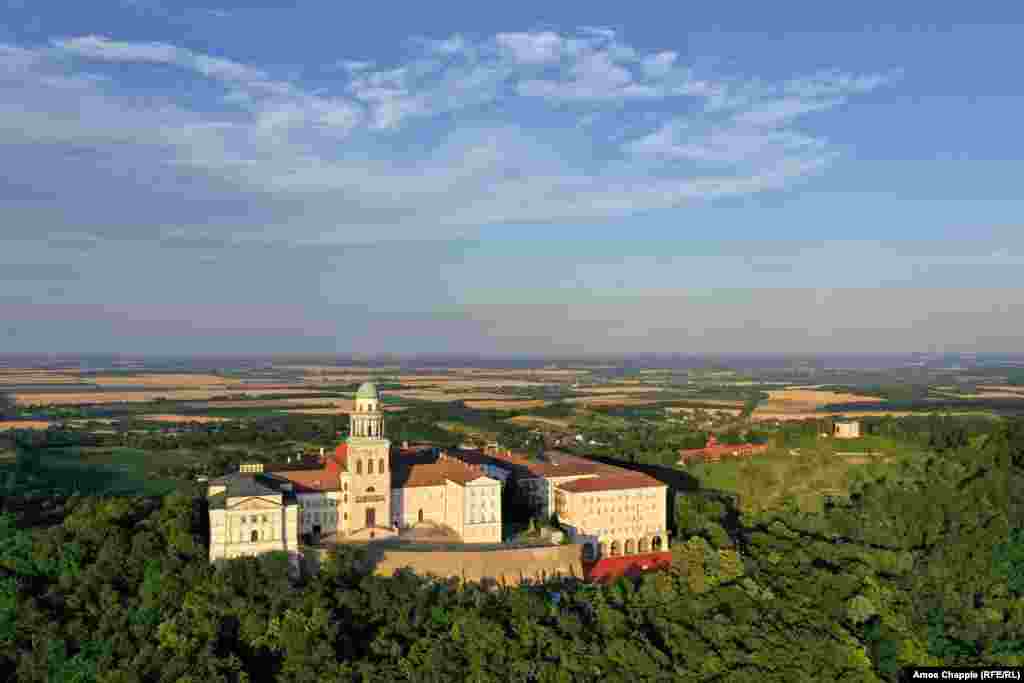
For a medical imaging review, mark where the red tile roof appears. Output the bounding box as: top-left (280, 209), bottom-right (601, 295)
top-left (274, 469), bottom-right (340, 493)
top-left (678, 439), bottom-right (768, 463)
top-left (557, 472), bottom-right (665, 493)
top-left (390, 454), bottom-right (491, 488)
top-left (325, 443), bottom-right (348, 472)
top-left (583, 551), bottom-right (673, 583)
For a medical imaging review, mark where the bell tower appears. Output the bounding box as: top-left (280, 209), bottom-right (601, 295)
top-left (346, 382), bottom-right (392, 534)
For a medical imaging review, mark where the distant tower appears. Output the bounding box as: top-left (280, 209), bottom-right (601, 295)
top-left (347, 382), bottom-right (391, 533)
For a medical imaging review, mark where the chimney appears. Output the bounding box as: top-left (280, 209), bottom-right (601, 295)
top-left (403, 440), bottom-right (409, 449)
top-left (320, 447), bottom-right (325, 458)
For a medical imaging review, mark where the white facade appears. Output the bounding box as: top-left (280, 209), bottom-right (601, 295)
top-left (207, 486), bottom-right (301, 571)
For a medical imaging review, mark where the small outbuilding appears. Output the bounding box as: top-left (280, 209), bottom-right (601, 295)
top-left (833, 420), bottom-right (861, 439)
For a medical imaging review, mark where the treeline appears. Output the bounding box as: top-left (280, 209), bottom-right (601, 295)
top-left (2, 420), bottom-right (1023, 681)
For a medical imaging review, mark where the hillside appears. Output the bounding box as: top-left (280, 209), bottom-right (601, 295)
top-left (2, 420), bottom-right (1022, 681)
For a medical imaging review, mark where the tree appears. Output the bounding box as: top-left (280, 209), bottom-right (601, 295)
top-left (0, 392), bottom-right (14, 419)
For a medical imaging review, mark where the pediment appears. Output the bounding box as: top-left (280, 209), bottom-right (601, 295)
top-left (228, 496), bottom-right (283, 511)
top-left (465, 475), bottom-right (501, 486)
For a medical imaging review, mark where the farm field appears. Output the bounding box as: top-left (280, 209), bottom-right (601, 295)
top-left (754, 388), bottom-right (884, 415)
top-left (574, 386), bottom-right (667, 394)
top-left (137, 414), bottom-right (231, 424)
top-left (564, 395), bottom-right (667, 406)
top-left (505, 415), bottom-right (576, 429)
top-left (13, 387), bottom-right (328, 406)
top-left (462, 399), bottom-right (549, 410)
top-left (386, 390), bottom-right (523, 402)
top-left (0, 420), bottom-right (53, 431)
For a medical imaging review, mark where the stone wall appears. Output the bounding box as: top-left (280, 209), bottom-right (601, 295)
top-left (309, 543), bottom-right (586, 587)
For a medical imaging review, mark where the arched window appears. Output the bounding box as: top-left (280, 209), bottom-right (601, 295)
top-left (379, 458), bottom-right (385, 473)
top-left (356, 460), bottom-right (362, 475)
top-left (366, 486), bottom-right (375, 493)
top-left (250, 530), bottom-right (259, 543)
top-left (368, 459), bottom-right (374, 474)
top-left (418, 509), bottom-right (424, 523)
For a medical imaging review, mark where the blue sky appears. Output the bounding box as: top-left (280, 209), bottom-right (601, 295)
top-left (2, 1), bottom-right (1023, 354)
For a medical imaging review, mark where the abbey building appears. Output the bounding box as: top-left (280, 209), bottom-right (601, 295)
top-left (206, 382), bottom-right (503, 567)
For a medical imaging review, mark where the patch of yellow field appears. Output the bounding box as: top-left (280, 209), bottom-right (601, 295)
top-left (463, 399), bottom-right (549, 410)
top-left (750, 409), bottom-right (989, 422)
top-left (670, 407), bottom-right (742, 416)
top-left (0, 371), bottom-right (82, 385)
top-left (666, 399), bottom-right (745, 410)
top-left (754, 388), bottom-right (883, 416)
top-left (505, 415), bottom-right (575, 429)
top-left (139, 414), bottom-right (231, 423)
top-left (955, 389), bottom-right (1024, 399)
top-left (89, 373), bottom-right (245, 387)
top-left (395, 377), bottom-right (552, 388)
top-left (576, 386), bottom-right (666, 394)
top-left (386, 389), bottom-right (518, 402)
top-left (14, 387), bottom-right (326, 406)
top-left (0, 420), bottom-right (52, 430)
top-left (189, 398), bottom-right (355, 409)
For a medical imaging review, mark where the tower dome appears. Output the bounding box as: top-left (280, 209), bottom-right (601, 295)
top-left (356, 382), bottom-right (379, 400)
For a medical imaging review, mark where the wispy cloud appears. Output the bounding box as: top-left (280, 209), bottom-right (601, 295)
top-left (0, 29), bottom-right (895, 243)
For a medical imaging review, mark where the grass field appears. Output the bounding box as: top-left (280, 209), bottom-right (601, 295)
top-left (435, 421), bottom-right (499, 441)
top-left (565, 395), bottom-right (667, 406)
top-left (1, 446), bottom-right (195, 496)
top-left (505, 415), bottom-right (576, 429)
top-left (685, 434), bottom-right (919, 513)
top-left (138, 414), bottom-right (231, 423)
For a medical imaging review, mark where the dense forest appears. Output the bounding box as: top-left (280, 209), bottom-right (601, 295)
top-left (2, 419), bottom-right (1022, 682)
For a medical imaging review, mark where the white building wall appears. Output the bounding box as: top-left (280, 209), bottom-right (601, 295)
top-left (462, 479), bottom-right (502, 543)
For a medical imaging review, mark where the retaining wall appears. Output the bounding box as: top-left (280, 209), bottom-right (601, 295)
top-left (309, 543), bottom-right (586, 586)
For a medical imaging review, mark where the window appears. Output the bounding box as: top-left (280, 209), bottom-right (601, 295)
top-left (368, 460), bottom-right (374, 474)
top-left (356, 460), bottom-right (362, 475)
top-left (261, 515), bottom-right (267, 523)
top-left (366, 486), bottom-right (375, 493)
top-left (379, 458), bottom-right (385, 472)
top-left (250, 530), bottom-right (259, 543)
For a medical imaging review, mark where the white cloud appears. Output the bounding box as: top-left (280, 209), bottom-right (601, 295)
top-left (0, 29), bottom-right (894, 242)
top-left (495, 31), bottom-right (563, 64)
top-left (54, 35), bottom-right (269, 85)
